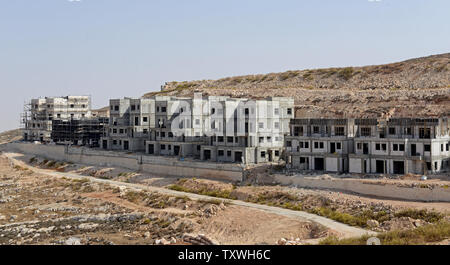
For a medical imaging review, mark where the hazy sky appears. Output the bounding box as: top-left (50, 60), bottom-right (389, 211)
top-left (0, 0), bottom-right (449, 132)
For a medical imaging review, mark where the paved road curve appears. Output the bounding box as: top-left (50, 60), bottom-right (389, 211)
top-left (4, 152), bottom-right (376, 239)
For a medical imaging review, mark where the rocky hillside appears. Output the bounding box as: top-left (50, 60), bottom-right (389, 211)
top-left (144, 53), bottom-right (450, 118)
top-left (0, 129), bottom-right (22, 144)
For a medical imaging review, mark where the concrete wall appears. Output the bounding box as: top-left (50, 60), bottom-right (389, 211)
top-left (274, 175), bottom-right (450, 202)
top-left (3, 142), bottom-right (243, 182)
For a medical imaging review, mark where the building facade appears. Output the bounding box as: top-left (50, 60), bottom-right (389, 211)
top-left (285, 118), bottom-right (355, 173)
top-left (22, 96), bottom-right (92, 142)
top-left (349, 117), bottom-right (450, 175)
top-left (101, 94), bottom-right (294, 164)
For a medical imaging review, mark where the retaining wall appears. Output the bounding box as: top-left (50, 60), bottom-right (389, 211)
top-left (2, 142), bottom-right (243, 182)
top-left (274, 175), bottom-right (450, 202)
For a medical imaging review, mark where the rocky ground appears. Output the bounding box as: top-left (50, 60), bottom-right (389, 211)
top-left (0, 129), bottom-right (22, 145)
top-left (143, 53), bottom-right (450, 118)
top-left (0, 153), bottom-right (332, 245)
top-left (167, 178), bottom-right (450, 234)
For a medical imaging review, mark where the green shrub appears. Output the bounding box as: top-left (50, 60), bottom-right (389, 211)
top-left (338, 67), bottom-right (354, 80)
top-left (394, 209), bottom-right (443, 223)
top-left (320, 221), bottom-right (450, 245)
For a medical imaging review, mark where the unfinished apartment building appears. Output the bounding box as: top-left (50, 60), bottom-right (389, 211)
top-left (22, 96), bottom-right (92, 142)
top-left (51, 117), bottom-right (108, 147)
top-left (285, 118), bottom-right (355, 173)
top-left (101, 98), bottom-right (155, 151)
top-left (349, 117), bottom-right (450, 175)
top-left (101, 94), bottom-right (294, 164)
top-left (200, 96), bottom-right (294, 164)
top-left (145, 95), bottom-right (209, 157)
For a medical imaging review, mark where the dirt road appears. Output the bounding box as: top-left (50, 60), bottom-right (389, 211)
top-left (3, 152), bottom-right (375, 239)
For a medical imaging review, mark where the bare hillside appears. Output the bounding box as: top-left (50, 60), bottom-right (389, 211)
top-left (0, 129), bottom-right (22, 144)
top-left (144, 53), bottom-right (450, 118)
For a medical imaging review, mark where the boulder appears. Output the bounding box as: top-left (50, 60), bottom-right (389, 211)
top-left (366, 219), bottom-right (380, 227)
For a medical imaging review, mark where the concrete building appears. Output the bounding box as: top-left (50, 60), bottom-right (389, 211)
top-left (200, 96), bottom-right (294, 164)
top-left (101, 98), bottom-right (155, 151)
top-left (101, 94), bottom-right (294, 164)
top-left (145, 95), bottom-right (208, 158)
top-left (349, 117), bottom-right (450, 174)
top-left (22, 96), bottom-right (92, 142)
top-left (285, 118), bottom-right (355, 173)
top-left (51, 117), bottom-right (108, 147)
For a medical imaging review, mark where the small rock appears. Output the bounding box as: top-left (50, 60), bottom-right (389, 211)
top-left (65, 237), bottom-right (81, 245)
top-left (367, 219), bottom-right (380, 227)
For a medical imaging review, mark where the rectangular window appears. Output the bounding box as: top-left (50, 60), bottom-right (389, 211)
top-left (161, 132), bottom-right (166, 137)
top-left (274, 108), bottom-right (279, 115)
top-left (131, 105), bottom-right (136, 111)
top-left (260, 151), bottom-right (266, 158)
top-left (389, 127), bottom-right (396, 135)
top-left (382, 144), bottom-right (387, 151)
top-left (336, 142), bottom-right (341, 150)
top-left (314, 142), bottom-right (319, 149)
top-left (404, 127), bottom-right (412, 135)
top-left (274, 150), bottom-right (280, 156)
top-left (258, 122), bottom-right (264, 129)
top-left (287, 108), bottom-right (292, 115)
top-left (399, 144), bottom-right (405, 151)
top-left (227, 137), bottom-right (234, 143)
top-left (218, 150), bottom-right (224, 156)
top-left (161, 145), bottom-right (166, 150)
top-left (286, 141), bottom-right (291, 147)
top-left (376, 143), bottom-right (380, 150)
top-left (218, 136), bottom-right (224, 142)
top-left (143, 117), bottom-right (148, 122)
top-left (274, 122), bottom-right (280, 129)
top-left (335, 127), bottom-right (345, 136)
top-left (259, 137), bottom-right (264, 143)
top-left (161, 107), bottom-right (166, 112)
top-left (313, 126), bottom-right (320, 134)
top-left (361, 127), bottom-right (371, 136)
top-left (357, 143), bottom-right (362, 149)
top-left (424, 144), bottom-right (431, 152)
top-left (419, 128), bottom-right (431, 139)
top-left (227, 150), bottom-right (232, 157)
top-left (294, 126), bottom-right (303, 136)
top-left (320, 142), bottom-right (324, 149)
top-left (393, 144), bottom-right (398, 151)
top-left (299, 142), bottom-right (304, 148)
top-left (305, 142), bottom-right (309, 148)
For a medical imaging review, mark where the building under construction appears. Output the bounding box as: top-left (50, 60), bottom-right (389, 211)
top-left (21, 96), bottom-right (92, 142)
top-left (51, 117), bottom-right (109, 147)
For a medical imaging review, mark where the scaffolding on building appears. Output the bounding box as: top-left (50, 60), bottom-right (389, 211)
top-left (51, 117), bottom-right (109, 147)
